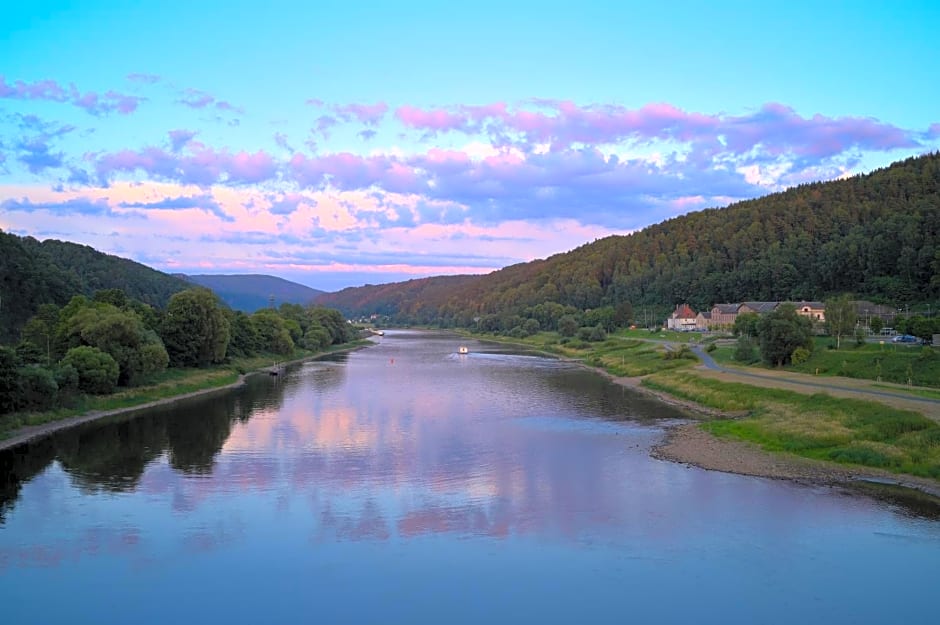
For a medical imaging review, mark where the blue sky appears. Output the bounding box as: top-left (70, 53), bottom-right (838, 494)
top-left (2, 1), bottom-right (938, 290)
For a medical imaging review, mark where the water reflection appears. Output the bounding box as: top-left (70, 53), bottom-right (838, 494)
top-left (2, 332), bottom-right (940, 625)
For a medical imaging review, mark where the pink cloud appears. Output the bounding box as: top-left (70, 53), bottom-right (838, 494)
top-left (96, 145), bottom-right (277, 186)
top-left (168, 129), bottom-right (198, 152)
top-left (395, 105), bottom-right (470, 132)
top-left (332, 102), bottom-right (388, 126)
top-left (0, 76), bottom-right (143, 115)
top-left (389, 100), bottom-right (920, 160)
top-left (177, 88), bottom-right (243, 114)
top-left (177, 89), bottom-right (214, 109)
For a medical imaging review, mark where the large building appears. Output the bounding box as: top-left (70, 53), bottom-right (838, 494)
top-left (666, 303), bottom-right (697, 331)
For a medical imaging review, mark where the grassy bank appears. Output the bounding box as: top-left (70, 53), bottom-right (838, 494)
top-left (0, 341), bottom-right (368, 440)
top-left (790, 341), bottom-right (940, 387)
top-left (710, 340), bottom-right (940, 388)
top-left (643, 372), bottom-right (940, 479)
top-left (465, 330), bottom-right (699, 377)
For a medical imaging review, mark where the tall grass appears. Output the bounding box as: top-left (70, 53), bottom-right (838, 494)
top-left (645, 373), bottom-right (940, 479)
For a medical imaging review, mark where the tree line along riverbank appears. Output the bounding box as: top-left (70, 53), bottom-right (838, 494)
top-left (0, 341), bottom-right (370, 451)
top-left (0, 285), bottom-right (359, 441)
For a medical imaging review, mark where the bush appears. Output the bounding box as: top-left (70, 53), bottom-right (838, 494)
top-left (523, 319), bottom-right (540, 336)
top-left (791, 346), bottom-right (811, 365)
top-left (508, 325), bottom-right (528, 338)
top-left (16, 366), bottom-right (58, 411)
top-left (705, 343), bottom-right (717, 353)
top-left (589, 325), bottom-right (606, 342)
top-left (61, 346), bottom-right (120, 394)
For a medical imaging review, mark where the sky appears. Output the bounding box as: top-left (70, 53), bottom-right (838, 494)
top-left (1, 1), bottom-right (939, 292)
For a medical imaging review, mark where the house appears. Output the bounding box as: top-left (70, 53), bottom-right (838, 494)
top-left (710, 303), bottom-right (741, 329)
top-left (695, 311), bottom-right (711, 330)
top-left (793, 301), bottom-right (825, 322)
top-left (666, 303), bottom-right (698, 331)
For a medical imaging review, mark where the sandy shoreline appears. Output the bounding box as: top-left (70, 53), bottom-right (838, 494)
top-left (651, 422), bottom-right (940, 499)
top-left (586, 362), bottom-right (940, 499)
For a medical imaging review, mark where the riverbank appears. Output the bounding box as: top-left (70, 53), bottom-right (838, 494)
top-left (651, 422), bottom-right (940, 499)
top-left (464, 331), bottom-right (940, 498)
top-left (584, 364), bottom-right (940, 498)
top-left (0, 341), bottom-right (371, 452)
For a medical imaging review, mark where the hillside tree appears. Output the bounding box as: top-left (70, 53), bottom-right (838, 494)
top-left (757, 303), bottom-right (814, 367)
top-left (825, 295), bottom-right (857, 348)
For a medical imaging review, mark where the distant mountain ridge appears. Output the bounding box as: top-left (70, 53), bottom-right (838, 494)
top-left (181, 274), bottom-right (326, 312)
top-left (317, 152), bottom-right (940, 323)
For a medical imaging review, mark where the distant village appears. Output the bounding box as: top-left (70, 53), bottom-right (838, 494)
top-left (665, 300), bottom-right (897, 333)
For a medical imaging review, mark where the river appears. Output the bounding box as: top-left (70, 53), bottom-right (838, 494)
top-left (1, 330), bottom-right (938, 624)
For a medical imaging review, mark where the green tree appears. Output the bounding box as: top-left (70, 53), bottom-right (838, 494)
top-left (227, 310), bottom-right (261, 357)
top-left (302, 322), bottom-right (332, 350)
top-left (734, 336), bottom-right (757, 363)
top-left (825, 295), bottom-right (856, 349)
top-left (308, 307), bottom-right (351, 344)
top-left (757, 303), bottom-right (814, 366)
top-left (60, 302), bottom-right (168, 385)
top-left (522, 318), bottom-right (540, 336)
top-left (584, 306), bottom-right (616, 332)
top-left (250, 309), bottom-right (295, 354)
top-left (558, 315), bottom-right (578, 337)
top-left (869, 316), bottom-right (884, 335)
top-left (21, 303), bottom-right (60, 364)
top-left (16, 366), bottom-right (58, 411)
top-left (733, 312), bottom-right (761, 339)
top-left (0, 346), bottom-right (19, 413)
top-left (161, 288), bottom-right (231, 367)
top-left (60, 346), bottom-right (119, 394)
top-left (613, 301), bottom-right (634, 328)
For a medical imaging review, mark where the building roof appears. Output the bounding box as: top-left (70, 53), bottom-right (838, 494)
top-left (792, 300), bottom-right (825, 309)
top-left (671, 303), bottom-right (697, 319)
top-left (697, 311), bottom-right (712, 319)
top-left (742, 301), bottom-right (780, 314)
top-left (712, 303), bottom-right (740, 314)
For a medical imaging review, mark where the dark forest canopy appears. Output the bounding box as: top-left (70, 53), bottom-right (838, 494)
top-left (317, 152), bottom-right (940, 324)
top-left (0, 233), bottom-right (191, 342)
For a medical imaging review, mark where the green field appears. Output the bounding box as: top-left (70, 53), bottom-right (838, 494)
top-left (711, 337), bottom-right (940, 389)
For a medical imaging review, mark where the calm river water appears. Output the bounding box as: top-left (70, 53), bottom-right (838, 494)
top-left (2, 330), bottom-right (939, 624)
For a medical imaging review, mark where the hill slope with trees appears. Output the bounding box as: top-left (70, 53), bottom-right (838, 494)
top-left (317, 152), bottom-right (940, 325)
top-left (0, 233), bottom-right (191, 343)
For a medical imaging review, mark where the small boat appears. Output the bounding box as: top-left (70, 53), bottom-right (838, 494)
top-left (458, 346), bottom-right (469, 355)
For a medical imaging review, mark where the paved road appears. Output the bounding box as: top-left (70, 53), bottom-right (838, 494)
top-left (688, 345), bottom-right (940, 407)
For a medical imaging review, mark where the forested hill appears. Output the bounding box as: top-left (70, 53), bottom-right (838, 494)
top-left (181, 274), bottom-right (325, 312)
top-left (0, 232), bottom-right (190, 342)
top-left (317, 152), bottom-right (940, 323)
top-left (317, 275), bottom-right (481, 319)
